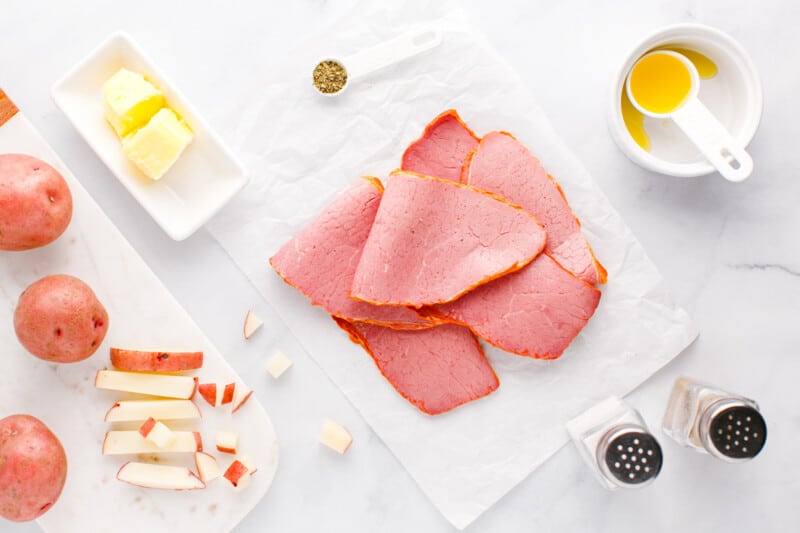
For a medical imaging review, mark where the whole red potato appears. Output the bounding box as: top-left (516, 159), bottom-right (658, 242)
top-left (0, 414), bottom-right (68, 522)
top-left (14, 274), bottom-right (109, 363)
top-left (0, 153), bottom-right (73, 251)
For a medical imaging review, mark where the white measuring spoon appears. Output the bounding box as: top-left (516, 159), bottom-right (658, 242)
top-left (626, 50), bottom-right (753, 182)
top-left (313, 28), bottom-right (442, 96)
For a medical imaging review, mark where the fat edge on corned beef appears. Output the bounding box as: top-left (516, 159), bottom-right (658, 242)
top-left (269, 177), bottom-right (433, 329)
top-left (422, 253), bottom-right (601, 359)
top-left (334, 318), bottom-right (499, 415)
top-left (401, 109), bottom-right (480, 182)
top-left (350, 170), bottom-right (547, 308)
top-left (462, 131), bottom-right (607, 285)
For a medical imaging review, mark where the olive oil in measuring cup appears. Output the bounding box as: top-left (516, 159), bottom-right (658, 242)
top-left (620, 47), bottom-right (717, 151)
top-left (625, 50), bottom-right (752, 181)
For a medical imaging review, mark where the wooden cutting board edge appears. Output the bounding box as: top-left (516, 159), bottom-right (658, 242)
top-left (0, 88), bottom-right (19, 127)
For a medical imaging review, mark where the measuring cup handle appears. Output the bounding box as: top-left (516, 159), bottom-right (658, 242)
top-left (345, 28), bottom-right (442, 80)
top-left (671, 98), bottom-right (754, 182)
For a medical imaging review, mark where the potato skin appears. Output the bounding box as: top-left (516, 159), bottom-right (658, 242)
top-left (0, 153), bottom-right (73, 251)
top-left (110, 348), bottom-right (204, 372)
top-left (0, 414), bottom-right (68, 522)
top-left (14, 274), bottom-right (109, 363)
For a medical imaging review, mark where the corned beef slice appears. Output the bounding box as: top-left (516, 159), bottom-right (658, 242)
top-left (350, 171), bottom-right (547, 307)
top-left (334, 319), bottom-right (499, 415)
top-left (270, 177), bottom-right (432, 329)
top-left (464, 131), bottom-right (606, 285)
top-left (401, 110), bottom-right (479, 182)
top-left (425, 253), bottom-right (601, 359)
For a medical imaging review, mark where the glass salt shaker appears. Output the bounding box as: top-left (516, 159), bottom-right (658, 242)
top-left (662, 377), bottom-right (767, 462)
top-left (567, 396), bottom-right (663, 490)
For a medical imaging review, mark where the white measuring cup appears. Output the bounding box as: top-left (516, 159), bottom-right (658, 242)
top-left (313, 28), bottom-right (442, 96)
top-left (626, 50), bottom-right (753, 182)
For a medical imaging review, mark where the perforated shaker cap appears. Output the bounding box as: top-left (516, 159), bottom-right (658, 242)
top-left (701, 400), bottom-right (766, 461)
top-left (598, 424), bottom-right (663, 488)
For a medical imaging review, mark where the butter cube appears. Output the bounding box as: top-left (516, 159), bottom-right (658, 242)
top-left (103, 68), bottom-right (165, 137)
top-left (319, 418), bottom-right (352, 454)
top-left (122, 108), bottom-right (193, 180)
top-left (264, 351), bottom-right (293, 379)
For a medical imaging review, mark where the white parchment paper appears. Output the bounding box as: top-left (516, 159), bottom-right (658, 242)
top-left (205, 1), bottom-right (698, 528)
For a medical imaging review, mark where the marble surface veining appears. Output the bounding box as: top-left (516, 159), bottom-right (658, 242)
top-left (0, 0), bottom-right (797, 531)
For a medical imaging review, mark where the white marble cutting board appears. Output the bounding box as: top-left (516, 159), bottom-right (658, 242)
top-left (0, 103), bottom-right (278, 532)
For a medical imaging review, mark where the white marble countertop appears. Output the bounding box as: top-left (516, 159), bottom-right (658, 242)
top-left (2, 0), bottom-right (798, 531)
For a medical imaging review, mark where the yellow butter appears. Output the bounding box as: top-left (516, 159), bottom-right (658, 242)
top-left (103, 68), bottom-right (164, 137)
top-left (122, 108), bottom-right (193, 180)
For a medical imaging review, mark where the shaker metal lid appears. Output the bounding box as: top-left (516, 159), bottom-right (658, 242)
top-left (707, 404), bottom-right (767, 460)
top-left (599, 425), bottom-right (663, 487)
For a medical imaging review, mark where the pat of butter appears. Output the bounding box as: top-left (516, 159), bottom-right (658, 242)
top-left (103, 68), bottom-right (165, 137)
top-left (319, 418), bottom-right (352, 454)
top-left (264, 351), bottom-right (293, 379)
top-left (122, 108), bottom-right (193, 180)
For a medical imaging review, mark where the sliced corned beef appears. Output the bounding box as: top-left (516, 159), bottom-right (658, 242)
top-left (463, 131), bottom-right (606, 285)
top-left (423, 253), bottom-right (600, 359)
top-left (334, 319), bottom-right (499, 415)
top-left (270, 177), bottom-right (433, 329)
top-left (401, 109), bottom-right (479, 182)
top-left (350, 171), bottom-right (547, 307)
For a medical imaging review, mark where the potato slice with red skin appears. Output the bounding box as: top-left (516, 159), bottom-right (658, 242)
top-left (198, 383), bottom-right (235, 407)
top-left (223, 460), bottom-right (249, 487)
top-left (94, 370), bottom-right (198, 400)
top-left (116, 462), bottom-right (205, 490)
top-left (110, 348), bottom-right (203, 372)
top-left (221, 383), bottom-right (235, 405)
top-left (197, 383), bottom-right (219, 407)
top-left (231, 383), bottom-right (253, 413)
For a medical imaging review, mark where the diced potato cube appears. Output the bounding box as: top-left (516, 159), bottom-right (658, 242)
top-left (264, 351), bottom-right (293, 379)
top-left (319, 418), bottom-right (352, 454)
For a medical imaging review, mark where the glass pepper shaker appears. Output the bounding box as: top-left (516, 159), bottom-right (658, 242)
top-left (567, 396), bottom-right (663, 489)
top-left (662, 377), bottom-right (767, 462)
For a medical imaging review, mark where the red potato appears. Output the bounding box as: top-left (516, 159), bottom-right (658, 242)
top-left (138, 417), bottom-right (157, 438)
top-left (14, 274), bottom-right (109, 363)
top-left (231, 383), bottom-right (253, 414)
top-left (197, 383), bottom-right (219, 407)
top-left (0, 415), bottom-right (67, 522)
top-left (0, 154), bottom-right (73, 251)
top-left (221, 383), bottom-right (235, 405)
top-left (110, 348), bottom-right (203, 372)
top-left (223, 460), bottom-right (249, 487)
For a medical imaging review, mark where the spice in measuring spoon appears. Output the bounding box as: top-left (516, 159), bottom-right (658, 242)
top-left (621, 47), bottom-right (717, 151)
top-left (313, 60), bottom-right (348, 95)
top-left (311, 29), bottom-right (443, 97)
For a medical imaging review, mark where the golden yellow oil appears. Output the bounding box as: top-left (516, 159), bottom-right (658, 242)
top-left (621, 88), bottom-right (650, 151)
top-left (654, 46), bottom-right (718, 78)
top-left (621, 47), bottom-right (717, 151)
top-left (629, 52), bottom-right (693, 114)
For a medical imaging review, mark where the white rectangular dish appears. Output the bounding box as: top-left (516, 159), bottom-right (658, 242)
top-left (0, 92), bottom-right (277, 533)
top-left (51, 31), bottom-right (248, 241)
